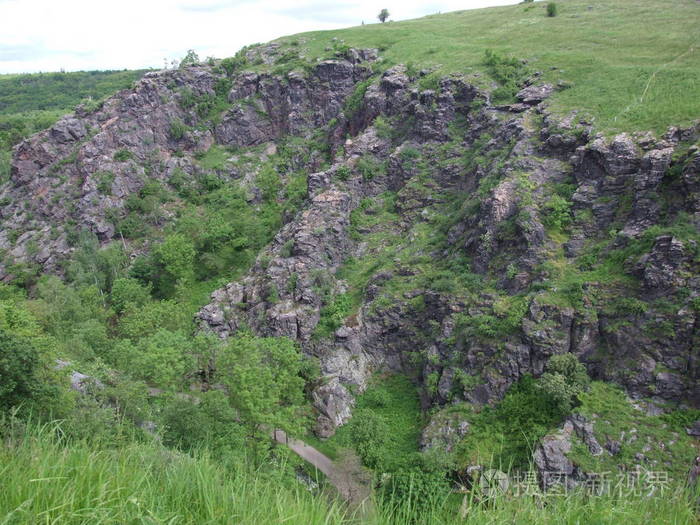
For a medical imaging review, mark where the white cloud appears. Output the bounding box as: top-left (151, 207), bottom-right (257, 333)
top-left (0, 0), bottom-right (520, 73)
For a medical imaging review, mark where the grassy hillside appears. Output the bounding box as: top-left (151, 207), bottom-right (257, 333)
top-left (275, 0), bottom-right (700, 135)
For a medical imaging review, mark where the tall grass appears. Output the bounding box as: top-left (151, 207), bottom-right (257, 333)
top-left (2, 421), bottom-right (698, 524)
top-left (0, 421), bottom-right (347, 524)
top-left (375, 483), bottom-right (700, 525)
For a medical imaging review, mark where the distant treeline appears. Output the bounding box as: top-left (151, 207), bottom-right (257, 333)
top-left (0, 69), bottom-right (149, 115)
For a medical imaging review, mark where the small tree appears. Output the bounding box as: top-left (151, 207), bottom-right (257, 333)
top-left (378, 8), bottom-right (390, 23)
top-left (154, 233), bottom-right (196, 289)
top-left (536, 353), bottom-right (589, 413)
top-left (218, 334), bottom-right (309, 437)
top-left (179, 49), bottom-right (200, 68)
top-left (546, 2), bottom-right (557, 17)
top-left (0, 330), bottom-right (41, 410)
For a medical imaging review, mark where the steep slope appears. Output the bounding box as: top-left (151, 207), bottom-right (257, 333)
top-left (195, 62), bottom-right (699, 438)
top-left (0, 50), bottom-right (374, 277)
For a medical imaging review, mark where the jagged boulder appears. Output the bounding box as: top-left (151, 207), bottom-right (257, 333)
top-left (420, 409), bottom-right (471, 453)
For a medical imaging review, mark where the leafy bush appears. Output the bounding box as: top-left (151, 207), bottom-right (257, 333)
top-left (335, 165), bottom-right (351, 181)
top-left (418, 73), bottom-right (440, 91)
top-left (113, 149), bottom-right (133, 162)
top-left (169, 118), bottom-right (188, 140)
top-left (0, 149), bottom-right (10, 183)
top-left (0, 330), bottom-right (42, 410)
top-left (110, 277), bottom-right (151, 313)
top-left (541, 194), bottom-right (572, 230)
top-left (453, 295), bottom-right (528, 342)
top-left (95, 170), bottom-right (115, 194)
top-left (547, 2), bottom-right (558, 17)
top-left (329, 375), bottom-right (422, 472)
top-left (179, 49), bottom-right (200, 68)
top-left (178, 88), bottom-right (196, 109)
top-left (162, 390), bottom-right (245, 454)
top-left (344, 78), bottom-right (373, 118)
top-left (113, 329), bottom-right (193, 387)
top-left (213, 77), bottom-right (232, 97)
top-left (536, 353), bottom-right (590, 413)
top-left (256, 165), bottom-right (281, 202)
top-left (482, 49), bottom-right (529, 103)
top-left (154, 234), bottom-right (196, 289)
top-left (220, 52), bottom-right (248, 75)
top-left (315, 293), bottom-right (353, 338)
top-left (116, 299), bottom-right (190, 340)
top-left (348, 408), bottom-right (391, 468)
top-left (357, 154), bottom-right (385, 181)
top-left (456, 375), bottom-right (567, 468)
top-left (373, 116), bottom-right (393, 139)
top-left (217, 334), bottom-right (308, 436)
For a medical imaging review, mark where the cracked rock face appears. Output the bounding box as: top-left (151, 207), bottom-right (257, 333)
top-left (420, 410), bottom-right (471, 453)
top-left (2, 45), bottom-right (698, 439)
top-left (0, 57), bottom-right (373, 278)
top-left (533, 414), bottom-right (604, 490)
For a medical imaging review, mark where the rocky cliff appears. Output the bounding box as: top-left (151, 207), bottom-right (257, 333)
top-left (1, 46), bottom-right (698, 442)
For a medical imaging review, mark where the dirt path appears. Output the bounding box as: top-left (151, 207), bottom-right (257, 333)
top-left (272, 429), bottom-right (372, 508)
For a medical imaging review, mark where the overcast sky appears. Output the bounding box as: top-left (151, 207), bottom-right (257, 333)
top-left (0, 0), bottom-right (521, 74)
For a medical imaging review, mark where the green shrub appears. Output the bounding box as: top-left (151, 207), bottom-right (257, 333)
top-left (169, 118), bottom-right (188, 140)
top-left (541, 194), bottom-right (572, 230)
top-left (256, 165), bottom-right (281, 202)
top-left (0, 330), bottom-right (43, 410)
top-left (114, 329), bottom-right (193, 387)
top-left (220, 53), bottom-right (247, 75)
top-left (94, 171), bottom-right (115, 195)
top-left (213, 78), bottom-right (232, 97)
top-left (453, 295), bottom-right (528, 342)
top-left (357, 155), bottom-right (385, 181)
top-left (347, 408), bottom-right (390, 468)
top-left (179, 49), bottom-right (200, 68)
top-left (217, 333), bottom-right (308, 437)
top-left (374, 116), bottom-right (393, 139)
top-left (344, 78), bottom-right (373, 118)
top-left (456, 375), bottom-right (567, 468)
top-left (536, 353), bottom-right (590, 413)
top-left (315, 293), bottom-right (353, 338)
top-left (0, 149), bottom-right (10, 183)
top-left (178, 88), bottom-right (196, 109)
top-left (162, 390), bottom-right (245, 454)
top-left (110, 277), bottom-right (151, 313)
top-left (482, 49), bottom-right (529, 103)
top-left (547, 2), bottom-right (557, 17)
top-left (418, 73), bottom-right (440, 91)
top-left (335, 165), bottom-right (351, 181)
top-left (113, 149), bottom-right (133, 162)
